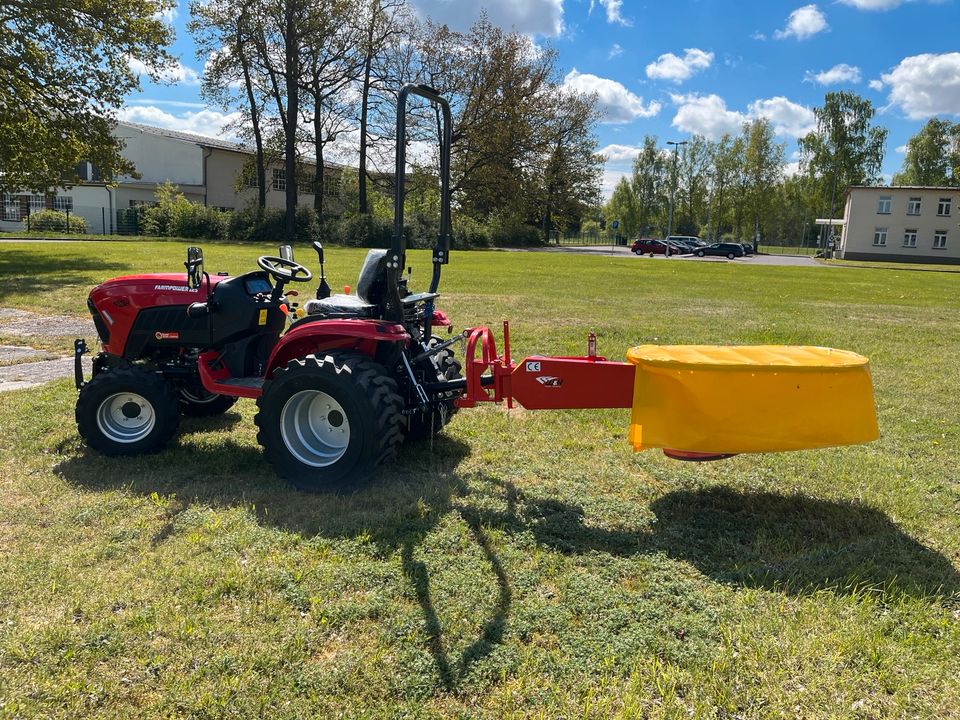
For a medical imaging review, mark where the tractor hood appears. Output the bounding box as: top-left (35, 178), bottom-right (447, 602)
top-left (87, 273), bottom-right (229, 356)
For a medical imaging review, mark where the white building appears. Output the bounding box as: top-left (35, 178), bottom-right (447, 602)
top-left (0, 122), bottom-right (345, 234)
top-left (838, 186), bottom-right (960, 264)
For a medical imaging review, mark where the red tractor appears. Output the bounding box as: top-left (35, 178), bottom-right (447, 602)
top-left (75, 85), bottom-right (879, 490)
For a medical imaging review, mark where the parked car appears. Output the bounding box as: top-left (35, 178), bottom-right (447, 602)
top-left (632, 238), bottom-right (669, 255)
top-left (739, 242), bottom-right (754, 255)
top-left (694, 242), bottom-right (745, 259)
top-left (666, 235), bottom-right (704, 250)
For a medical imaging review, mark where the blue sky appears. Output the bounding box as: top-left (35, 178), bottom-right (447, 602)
top-left (124, 0), bottom-right (960, 196)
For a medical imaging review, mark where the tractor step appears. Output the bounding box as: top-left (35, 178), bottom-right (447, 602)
top-left (218, 377), bottom-right (265, 390)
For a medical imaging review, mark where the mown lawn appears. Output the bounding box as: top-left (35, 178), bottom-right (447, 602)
top-left (0, 241), bottom-right (958, 719)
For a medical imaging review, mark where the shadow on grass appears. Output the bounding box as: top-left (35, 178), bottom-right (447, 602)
top-left (55, 436), bottom-right (960, 690)
top-left (0, 250), bottom-right (131, 303)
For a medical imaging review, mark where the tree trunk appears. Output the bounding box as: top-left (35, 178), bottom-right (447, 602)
top-left (237, 22), bottom-right (266, 211)
top-left (283, 0), bottom-right (299, 241)
top-left (313, 111), bottom-right (324, 216)
top-left (358, 39), bottom-right (373, 215)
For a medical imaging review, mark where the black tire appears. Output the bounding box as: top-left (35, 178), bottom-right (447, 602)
top-left (727, 252), bottom-right (736, 259)
top-left (254, 352), bottom-right (404, 492)
top-left (179, 387), bottom-right (238, 417)
top-left (634, 248), bottom-right (643, 255)
top-left (697, 250), bottom-right (705, 257)
top-left (76, 365), bottom-right (180, 456)
top-left (405, 341), bottom-right (463, 441)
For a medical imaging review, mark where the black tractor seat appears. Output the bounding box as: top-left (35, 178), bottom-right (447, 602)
top-left (301, 248), bottom-right (387, 321)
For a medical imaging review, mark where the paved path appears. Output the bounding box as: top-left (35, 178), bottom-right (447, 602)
top-left (0, 309), bottom-right (94, 392)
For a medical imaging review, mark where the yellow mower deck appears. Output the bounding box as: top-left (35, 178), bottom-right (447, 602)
top-left (626, 345), bottom-right (879, 455)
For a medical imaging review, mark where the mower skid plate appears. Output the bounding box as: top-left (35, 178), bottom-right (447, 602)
top-left (626, 345), bottom-right (879, 455)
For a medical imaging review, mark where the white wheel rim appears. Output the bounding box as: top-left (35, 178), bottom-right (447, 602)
top-left (96, 392), bottom-right (156, 443)
top-left (280, 390), bottom-right (350, 467)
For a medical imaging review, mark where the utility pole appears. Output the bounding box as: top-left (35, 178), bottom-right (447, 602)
top-left (666, 140), bottom-right (687, 256)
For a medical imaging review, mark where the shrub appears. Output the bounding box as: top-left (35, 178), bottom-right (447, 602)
top-left (331, 214), bottom-right (393, 248)
top-left (228, 203), bottom-right (320, 244)
top-left (142, 182), bottom-right (229, 240)
top-left (25, 209), bottom-right (86, 233)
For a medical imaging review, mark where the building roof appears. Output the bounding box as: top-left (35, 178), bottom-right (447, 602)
top-left (847, 185), bottom-right (959, 192)
top-left (116, 121), bottom-right (346, 169)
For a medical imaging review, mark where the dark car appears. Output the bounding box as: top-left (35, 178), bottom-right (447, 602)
top-left (632, 238), bottom-right (669, 255)
top-left (739, 242), bottom-right (754, 255)
top-left (695, 242), bottom-right (745, 259)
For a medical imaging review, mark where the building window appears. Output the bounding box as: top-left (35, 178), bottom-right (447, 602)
top-left (28, 195), bottom-right (45, 212)
top-left (53, 196), bottom-right (73, 212)
top-left (937, 198), bottom-right (952, 216)
top-left (873, 228), bottom-right (887, 246)
top-left (877, 195), bottom-right (891, 214)
top-left (906, 197), bottom-right (921, 215)
top-left (297, 175), bottom-right (315, 194)
top-left (244, 174), bottom-right (258, 189)
top-left (4, 195), bottom-right (21, 221)
top-left (934, 231), bottom-right (948, 249)
top-left (129, 200), bottom-right (157, 208)
top-left (903, 229), bottom-right (918, 248)
top-left (272, 168), bottom-right (286, 191)
top-left (323, 173), bottom-right (340, 198)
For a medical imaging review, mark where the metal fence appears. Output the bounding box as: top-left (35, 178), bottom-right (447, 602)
top-left (555, 229), bottom-right (626, 246)
top-left (1, 204), bottom-right (147, 236)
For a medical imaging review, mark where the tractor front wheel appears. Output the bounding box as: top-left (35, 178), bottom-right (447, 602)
top-left (76, 365), bottom-right (180, 456)
top-left (255, 352), bottom-right (404, 492)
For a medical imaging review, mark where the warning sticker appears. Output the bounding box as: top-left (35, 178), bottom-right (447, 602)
top-left (258, 309), bottom-right (268, 326)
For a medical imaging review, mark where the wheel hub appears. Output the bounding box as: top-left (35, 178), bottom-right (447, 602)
top-left (280, 390), bottom-right (350, 467)
top-left (96, 393), bottom-right (156, 444)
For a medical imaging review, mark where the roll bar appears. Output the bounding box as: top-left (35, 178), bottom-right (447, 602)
top-left (386, 84), bottom-right (452, 326)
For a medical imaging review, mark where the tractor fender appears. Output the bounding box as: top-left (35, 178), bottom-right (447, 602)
top-left (265, 319), bottom-right (409, 378)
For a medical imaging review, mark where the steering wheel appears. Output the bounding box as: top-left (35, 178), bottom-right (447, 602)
top-left (257, 256), bottom-right (313, 283)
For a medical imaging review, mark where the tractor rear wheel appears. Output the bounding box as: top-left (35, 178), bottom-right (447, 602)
top-left (76, 365), bottom-right (180, 456)
top-left (255, 352), bottom-right (404, 492)
top-left (405, 340), bottom-right (463, 441)
top-left (179, 386), bottom-right (238, 417)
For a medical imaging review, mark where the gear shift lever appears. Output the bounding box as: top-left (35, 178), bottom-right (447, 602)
top-left (312, 241), bottom-right (331, 299)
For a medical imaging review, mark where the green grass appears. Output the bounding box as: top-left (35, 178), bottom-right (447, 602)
top-left (1, 241), bottom-right (958, 718)
top-left (761, 245), bottom-right (817, 256)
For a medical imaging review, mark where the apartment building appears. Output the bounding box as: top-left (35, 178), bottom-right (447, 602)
top-left (838, 186), bottom-right (959, 264)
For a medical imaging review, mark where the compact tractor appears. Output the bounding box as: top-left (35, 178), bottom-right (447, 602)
top-left (75, 85), bottom-right (879, 491)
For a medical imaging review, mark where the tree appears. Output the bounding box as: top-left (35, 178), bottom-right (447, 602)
top-left (535, 90), bottom-right (602, 242)
top-left (707, 134), bottom-right (739, 241)
top-left (798, 91), bottom-right (888, 232)
top-left (356, 0), bottom-right (411, 215)
top-left (892, 118), bottom-right (959, 187)
top-left (606, 176), bottom-right (640, 238)
top-left (190, 0), bottom-right (269, 209)
top-left (631, 136), bottom-right (668, 235)
top-left (742, 118), bottom-right (785, 249)
top-left (0, 0), bottom-right (174, 192)
top-left (677, 135), bottom-right (710, 235)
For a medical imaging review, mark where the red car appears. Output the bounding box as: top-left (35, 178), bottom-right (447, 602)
top-left (631, 238), bottom-right (670, 255)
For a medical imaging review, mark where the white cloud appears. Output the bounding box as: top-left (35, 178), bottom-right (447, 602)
top-left (751, 31), bottom-right (767, 41)
top-left (881, 52), bottom-right (960, 119)
top-left (784, 161), bottom-right (802, 178)
top-left (868, 79), bottom-right (885, 91)
top-left (599, 143), bottom-right (644, 162)
top-left (645, 48), bottom-right (714, 84)
top-left (838, 0), bottom-right (902, 9)
top-left (562, 69), bottom-right (661, 123)
top-left (747, 97), bottom-right (817, 137)
top-left (153, 1), bottom-right (178, 23)
top-left (804, 63), bottom-right (862, 85)
top-left (117, 106), bottom-right (241, 140)
top-left (602, 168), bottom-right (630, 199)
top-left (774, 5), bottom-right (829, 40)
top-left (590, 0), bottom-right (632, 26)
top-left (608, 43), bottom-right (623, 59)
top-left (895, 144), bottom-right (908, 153)
top-left (671, 94), bottom-right (815, 139)
top-left (128, 56), bottom-right (201, 86)
top-left (410, 0), bottom-right (564, 36)
top-left (671, 93), bottom-right (747, 139)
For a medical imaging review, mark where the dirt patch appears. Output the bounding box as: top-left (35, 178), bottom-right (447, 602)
top-left (0, 357), bottom-right (74, 392)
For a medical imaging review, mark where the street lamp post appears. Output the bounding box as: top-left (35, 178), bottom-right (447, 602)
top-left (666, 140), bottom-right (687, 257)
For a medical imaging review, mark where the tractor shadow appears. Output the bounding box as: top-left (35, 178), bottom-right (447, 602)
top-left (472, 482), bottom-right (960, 600)
top-left (55, 436), bottom-right (960, 691)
